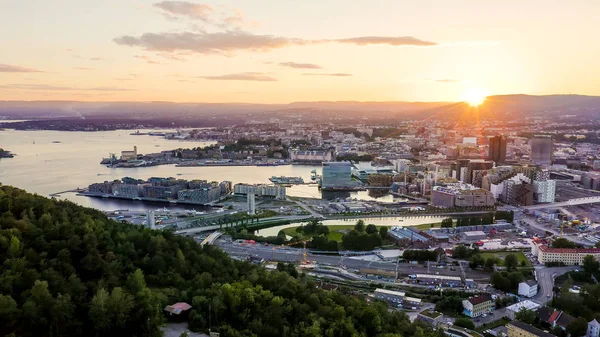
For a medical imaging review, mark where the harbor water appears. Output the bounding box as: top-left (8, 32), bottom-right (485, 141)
top-left (0, 129), bottom-right (403, 210)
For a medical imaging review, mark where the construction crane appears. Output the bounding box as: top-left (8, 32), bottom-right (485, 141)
top-left (281, 240), bottom-right (310, 264)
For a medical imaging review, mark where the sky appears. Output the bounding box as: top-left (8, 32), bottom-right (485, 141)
top-left (1, 0), bottom-right (599, 103)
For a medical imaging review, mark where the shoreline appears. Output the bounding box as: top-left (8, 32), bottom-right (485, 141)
top-left (78, 192), bottom-right (227, 207)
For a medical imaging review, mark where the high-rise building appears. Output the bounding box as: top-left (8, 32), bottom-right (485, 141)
top-left (321, 162), bottom-right (353, 188)
top-left (489, 136), bottom-right (507, 164)
top-left (247, 193), bottom-right (256, 215)
top-left (146, 211), bottom-right (156, 229)
top-left (530, 135), bottom-right (553, 166)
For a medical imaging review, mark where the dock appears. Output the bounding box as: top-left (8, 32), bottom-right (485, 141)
top-left (50, 188), bottom-right (86, 197)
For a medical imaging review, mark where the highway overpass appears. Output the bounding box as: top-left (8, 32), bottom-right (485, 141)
top-left (524, 196), bottom-right (600, 210)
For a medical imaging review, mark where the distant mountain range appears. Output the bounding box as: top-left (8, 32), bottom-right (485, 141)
top-left (1, 94), bottom-right (599, 121)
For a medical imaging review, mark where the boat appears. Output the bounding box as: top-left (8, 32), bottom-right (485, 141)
top-left (177, 173), bottom-right (183, 176)
top-left (269, 176), bottom-right (304, 184)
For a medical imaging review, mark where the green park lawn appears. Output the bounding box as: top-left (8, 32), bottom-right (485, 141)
top-left (283, 224), bottom-right (388, 242)
top-left (476, 251), bottom-right (530, 267)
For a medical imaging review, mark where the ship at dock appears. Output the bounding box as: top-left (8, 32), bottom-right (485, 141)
top-left (269, 176), bottom-right (304, 184)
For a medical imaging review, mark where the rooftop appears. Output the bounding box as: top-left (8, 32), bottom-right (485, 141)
top-left (538, 245), bottom-right (600, 254)
top-left (508, 321), bottom-right (555, 337)
top-left (466, 294), bottom-right (492, 305)
top-left (506, 300), bottom-right (541, 312)
top-left (419, 310), bottom-right (443, 319)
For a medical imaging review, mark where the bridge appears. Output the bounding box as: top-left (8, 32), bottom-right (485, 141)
top-left (200, 231), bottom-right (224, 246)
top-left (524, 196), bottom-right (600, 210)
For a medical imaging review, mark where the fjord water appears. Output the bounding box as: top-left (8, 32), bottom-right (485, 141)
top-left (0, 129), bottom-right (398, 211)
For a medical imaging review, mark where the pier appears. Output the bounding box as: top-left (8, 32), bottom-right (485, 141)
top-left (50, 188), bottom-right (86, 197)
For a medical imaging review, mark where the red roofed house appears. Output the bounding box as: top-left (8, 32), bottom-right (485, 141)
top-left (532, 243), bottom-right (600, 265)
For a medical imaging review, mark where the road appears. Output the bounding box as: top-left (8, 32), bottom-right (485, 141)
top-left (524, 196), bottom-right (600, 210)
top-left (291, 198), bottom-right (325, 218)
top-left (532, 266), bottom-right (578, 304)
top-left (215, 241), bottom-right (493, 281)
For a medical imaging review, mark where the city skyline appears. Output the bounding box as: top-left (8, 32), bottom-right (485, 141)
top-left (1, 0), bottom-right (600, 103)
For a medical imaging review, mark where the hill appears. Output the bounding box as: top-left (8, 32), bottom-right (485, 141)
top-left (0, 185), bottom-right (442, 337)
top-left (1, 94), bottom-right (599, 123)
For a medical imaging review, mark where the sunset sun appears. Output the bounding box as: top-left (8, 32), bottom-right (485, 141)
top-left (463, 88), bottom-right (488, 107)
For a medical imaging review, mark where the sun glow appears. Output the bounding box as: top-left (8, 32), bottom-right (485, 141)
top-left (462, 88), bottom-right (488, 107)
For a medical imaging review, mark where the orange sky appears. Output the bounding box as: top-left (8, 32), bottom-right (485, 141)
top-left (1, 0), bottom-right (599, 103)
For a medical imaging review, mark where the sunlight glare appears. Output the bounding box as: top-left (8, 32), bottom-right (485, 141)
top-left (462, 88), bottom-right (488, 107)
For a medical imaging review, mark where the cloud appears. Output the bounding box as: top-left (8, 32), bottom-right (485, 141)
top-left (302, 73), bottom-right (353, 77)
top-left (334, 36), bottom-right (437, 46)
top-left (0, 64), bottom-right (43, 73)
top-left (73, 67), bottom-right (92, 70)
top-left (0, 84), bottom-right (134, 91)
top-left (114, 30), bottom-right (437, 55)
top-left (116, 31), bottom-right (305, 55)
top-left (134, 55), bottom-right (161, 64)
top-left (153, 1), bottom-right (251, 29)
top-left (435, 79), bottom-right (461, 83)
top-left (198, 72), bottom-right (277, 81)
top-left (154, 1), bottom-right (214, 22)
top-left (279, 62), bottom-right (322, 69)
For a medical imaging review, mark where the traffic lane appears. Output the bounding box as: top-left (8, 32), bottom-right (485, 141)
top-left (218, 244), bottom-right (468, 276)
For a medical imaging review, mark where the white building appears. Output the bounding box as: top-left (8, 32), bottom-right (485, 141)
top-left (587, 319), bottom-right (600, 337)
top-left (506, 300), bottom-right (541, 320)
top-left (518, 280), bottom-right (538, 298)
top-left (234, 183), bottom-right (286, 200)
top-left (532, 243), bottom-right (600, 265)
top-left (146, 210), bottom-right (156, 229)
top-left (533, 180), bottom-right (556, 203)
top-left (247, 193), bottom-right (256, 215)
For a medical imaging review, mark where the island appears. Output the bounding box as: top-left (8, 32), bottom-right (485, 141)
top-left (0, 148), bottom-right (14, 158)
top-left (81, 176), bottom-right (232, 206)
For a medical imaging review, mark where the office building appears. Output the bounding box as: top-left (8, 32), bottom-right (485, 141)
top-left (321, 162), bottom-right (353, 188)
top-left (234, 184), bottom-right (286, 199)
top-left (290, 149), bottom-right (334, 163)
top-left (533, 180), bottom-right (556, 203)
top-left (582, 173), bottom-right (600, 191)
top-left (431, 185), bottom-right (495, 208)
top-left (146, 211), bottom-right (156, 229)
top-left (112, 184), bottom-right (141, 198)
top-left (587, 319), bottom-right (600, 337)
top-left (489, 136), bottom-right (507, 164)
top-left (507, 321), bottom-right (554, 337)
top-left (530, 135), bottom-right (553, 166)
top-left (532, 244), bottom-right (600, 265)
top-left (518, 280), bottom-right (539, 298)
top-left (462, 294), bottom-right (493, 318)
top-left (247, 193), bottom-right (256, 215)
top-left (466, 160), bottom-right (494, 186)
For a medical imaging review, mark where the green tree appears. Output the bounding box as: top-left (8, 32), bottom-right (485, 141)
top-left (379, 226), bottom-right (389, 239)
top-left (515, 308), bottom-right (536, 324)
top-left (552, 238), bottom-right (577, 249)
top-left (89, 288), bottom-right (111, 332)
top-left (354, 220), bottom-right (366, 233)
top-left (366, 224), bottom-right (378, 234)
top-left (454, 317), bottom-right (475, 330)
top-left (582, 255), bottom-right (600, 274)
top-left (441, 218), bottom-right (453, 228)
top-left (567, 317), bottom-right (589, 337)
top-left (504, 254), bottom-right (518, 271)
top-left (0, 294), bottom-right (19, 332)
top-left (7, 236), bottom-right (21, 258)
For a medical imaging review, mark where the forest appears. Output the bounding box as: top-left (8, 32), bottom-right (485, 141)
top-left (0, 185), bottom-right (446, 337)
